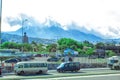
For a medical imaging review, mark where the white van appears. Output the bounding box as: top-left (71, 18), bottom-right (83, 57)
top-left (107, 56), bottom-right (120, 70)
top-left (14, 61), bottom-right (48, 75)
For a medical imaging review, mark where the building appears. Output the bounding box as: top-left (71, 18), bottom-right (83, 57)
top-left (22, 32), bottom-right (29, 43)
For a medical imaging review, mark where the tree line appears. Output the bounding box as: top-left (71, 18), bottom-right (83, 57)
top-left (0, 38), bottom-right (116, 57)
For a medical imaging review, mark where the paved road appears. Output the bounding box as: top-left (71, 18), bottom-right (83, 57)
top-left (36, 74), bottom-right (120, 80)
top-left (1, 68), bottom-right (120, 80)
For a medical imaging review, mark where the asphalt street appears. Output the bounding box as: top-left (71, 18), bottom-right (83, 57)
top-left (1, 68), bottom-right (120, 80)
top-left (32, 74), bottom-right (120, 80)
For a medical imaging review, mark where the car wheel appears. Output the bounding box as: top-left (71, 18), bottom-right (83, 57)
top-left (38, 70), bottom-right (42, 74)
top-left (75, 70), bottom-right (78, 72)
top-left (61, 70), bottom-right (65, 73)
top-left (20, 71), bottom-right (24, 75)
top-left (57, 70), bottom-right (60, 73)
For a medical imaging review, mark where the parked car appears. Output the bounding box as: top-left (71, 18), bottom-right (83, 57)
top-left (57, 62), bottom-right (80, 72)
top-left (47, 57), bottom-right (61, 62)
top-left (4, 58), bottom-right (19, 63)
top-left (34, 54), bottom-right (42, 57)
top-left (61, 57), bottom-right (73, 62)
top-left (17, 56), bottom-right (30, 61)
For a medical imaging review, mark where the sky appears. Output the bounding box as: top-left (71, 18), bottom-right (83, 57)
top-left (1, 0), bottom-right (120, 39)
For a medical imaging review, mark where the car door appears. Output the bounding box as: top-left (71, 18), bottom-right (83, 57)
top-left (64, 63), bottom-right (69, 71)
top-left (69, 63), bottom-right (74, 71)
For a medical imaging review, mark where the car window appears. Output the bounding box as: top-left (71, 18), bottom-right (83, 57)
top-left (69, 63), bottom-right (73, 67)
top-left (65, 64), bottom-right (69, 67)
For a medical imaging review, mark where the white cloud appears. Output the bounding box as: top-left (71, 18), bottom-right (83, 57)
top-left (1, 0), bottom-right (120, 38)
top-left (2, 23), bottom-right (21, 32)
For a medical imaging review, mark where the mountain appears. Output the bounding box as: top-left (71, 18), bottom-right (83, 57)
top-left (4, 14), bottom-right (103, 43)
top-left (1, 33), bottom-right (56, 44)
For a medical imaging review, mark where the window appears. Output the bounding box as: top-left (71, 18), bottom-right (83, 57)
top-left (65, 64), bottom-right (68, 67)
top-left (24, 64), bottom-right (29, 68)
top-left (18, 65), bottom-right (23, 68)
top-left (30, 63), bottom-right (35, 68)
top-left (110, 60), bottom-right (118, 63)
top-left (69, 63), bottom-right (73, 67)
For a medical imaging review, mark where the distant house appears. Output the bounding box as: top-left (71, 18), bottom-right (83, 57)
top-left (64, 48), bottom-right (74, 56)
top-left (104, 46), bottom-right (120, 56)
top-left (95, 49), bottom-right (105, 58)
top-left (96, 45), bottom-right (120, 56)
top-left (64, 48), bottom-right (78, 56)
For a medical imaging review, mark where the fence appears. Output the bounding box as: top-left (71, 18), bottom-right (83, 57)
top-left (1, 56), bottom-right (108, 72)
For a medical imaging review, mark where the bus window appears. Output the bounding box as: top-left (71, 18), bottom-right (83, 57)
top-left (24, 64), bottom-right (29, 68)
top-left (43, 63), bottom-right (47, 67)
top-left (18, 65), bottom-right (23, 68)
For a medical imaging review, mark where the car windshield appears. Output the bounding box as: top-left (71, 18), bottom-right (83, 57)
top-left (59, 63), bottom-right (65, 67)
top-left (110, 60), bottom-right (118, 63)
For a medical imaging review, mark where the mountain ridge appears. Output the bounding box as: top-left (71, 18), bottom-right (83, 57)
top-left (4, 14), bottom-right (103, 42)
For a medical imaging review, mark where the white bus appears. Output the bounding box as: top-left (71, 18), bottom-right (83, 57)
top-left (14, 61), bottom-right (48, 75)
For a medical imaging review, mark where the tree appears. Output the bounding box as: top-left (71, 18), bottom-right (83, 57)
top-left (37, 44), bottom-right (46, 52)
top-left (57, 38), bottom-right (79, 52)
top-left (106, 50), bottom-right (116, 57)
top-left (83, 40), bottom-right (94, 48)
top-left (23, 43), bottom-right (32, 52)
top-left (85, 48), bottom-right (95, 56)
top-left (1, 42), bottom-right (21, 49)
top-left (95, 42), bottom-right (105, 49)
top-left (31, 41), bottom-right (38, 52)
top-left (46, 44), bottom-right (57, 52)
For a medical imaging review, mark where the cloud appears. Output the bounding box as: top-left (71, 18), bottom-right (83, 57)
top-left (1, 0), bottom-right (120, 39)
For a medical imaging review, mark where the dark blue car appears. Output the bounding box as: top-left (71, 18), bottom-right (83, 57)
top-left (57, 62), bottom-right (80, 72)
top-left (4, 58), bottom-right (19, 63)
top-left (47, 57), bottom-right (61, 62)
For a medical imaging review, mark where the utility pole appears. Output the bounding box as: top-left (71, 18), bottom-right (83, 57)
top-left (0, 0), bottom-right (2, 73)
top-left (0, 0), bottom-right (2, 49)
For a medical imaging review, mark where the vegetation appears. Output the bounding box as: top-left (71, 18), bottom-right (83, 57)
top-left (0, 38), bottom-right (118, 57)
top-left (106, 50), bottom-right (116, 57)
